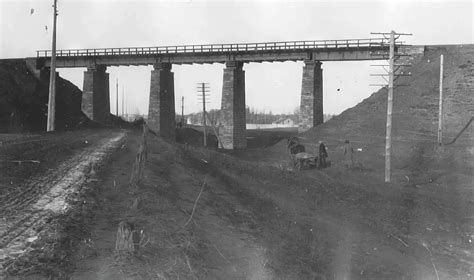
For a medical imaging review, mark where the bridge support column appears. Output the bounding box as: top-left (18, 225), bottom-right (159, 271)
top-left (299, 60), bottom-right (323, 132)
top-left (148, 62), bottom-right (175, 140)
top-left (219, 61), bottom-right (246, 149)
top-left (82, 65), bottom-right (110, 123)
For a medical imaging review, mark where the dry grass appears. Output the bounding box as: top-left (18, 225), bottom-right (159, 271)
top-left (103, 127), bottom-right (207, 279)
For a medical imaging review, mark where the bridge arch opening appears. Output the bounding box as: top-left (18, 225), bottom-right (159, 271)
top-left (58, 66), bottom-right (152, 120)
top-left (242, 60), bottom-right (380, 125)
top-left (322, 61), bottom-right (377, 116)
top-left (173, 63), bottom-right (225, 116)
top-left (244, 61), bottom-right (303, 115)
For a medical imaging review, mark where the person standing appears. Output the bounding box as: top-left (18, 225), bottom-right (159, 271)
top-left (318, 141), bottom-right (328, 168)
top-left (343, 139), bottom-right (354, 168)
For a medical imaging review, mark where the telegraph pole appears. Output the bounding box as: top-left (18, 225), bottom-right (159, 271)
top-left (181, 96), bottom-right (185, 125)
top-left (197, 83), bottom-right (210, 147)
top-left (116, 78), bottom-right (119, 116)
top-left (46, 0), bottom-right (58, 131)
top-left (121, 86), bottom-right (124, 116)
top-left (385, 30), bottom-right (395, 183)
top-left (125, 93), bottom-right (127, 117)
top-left (201, 84), bottom-right (207, 147)
top-left (438, 54), bottom-right (444, 145)
top-left (370, 31), bottom-right (412, 182)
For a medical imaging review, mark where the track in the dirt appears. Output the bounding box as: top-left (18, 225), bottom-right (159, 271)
top-left (0, 130), bottom-right (126, 276)
top-left (0, 130), bottom-right (115, 196)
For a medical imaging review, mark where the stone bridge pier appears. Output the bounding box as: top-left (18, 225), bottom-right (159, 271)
top-left (148, 62), bottom-right (176, 140)
top-left (82, 65), bottom-right (110, 123)
top-left (299, 60), bottom-right (323, 132)
top-left (219, 61), bottom-right (247, 149)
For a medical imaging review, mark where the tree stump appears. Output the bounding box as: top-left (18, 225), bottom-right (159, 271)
top-left (115, 221), bottom-right (139, 254)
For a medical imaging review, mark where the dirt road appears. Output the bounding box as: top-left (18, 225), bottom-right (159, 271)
top-left (0, 130), bottom-right (126, 277)
top-left (2, 130), bottom-right (472, 279)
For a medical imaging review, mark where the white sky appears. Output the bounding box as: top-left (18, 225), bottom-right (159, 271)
top-left (1, 0), bottom-right (472, 115)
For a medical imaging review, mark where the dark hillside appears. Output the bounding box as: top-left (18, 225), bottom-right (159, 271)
top-left (0, 59), bottom-right (87, 132)
top-left (310, 45), bottom-right (473, 142)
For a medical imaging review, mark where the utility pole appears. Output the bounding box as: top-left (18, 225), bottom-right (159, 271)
top-left (121, 86), bottom-right (124, 116)
top-left (46, 0), bottom-right (58, 132)
top-left (197, 82), bottom-right (210, 147)
top-left (125, 93), bottom-right (127, 117)
top-left (438, 54), bottom-right (444, 145)
top-left (386, 30), bottom-right (395, 183)
top-left (116, 78), bottom-right (119, 116)
top-left (370, 31), bottom-right (412, 183)
top-left (181, 96), bottom-right (185, 125)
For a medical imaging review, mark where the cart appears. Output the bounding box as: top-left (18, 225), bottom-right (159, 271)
top-left (292, 152), bottom-right (318, 170)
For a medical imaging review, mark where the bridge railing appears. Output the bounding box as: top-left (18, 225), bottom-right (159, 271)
top-left (37, 38), bottom-right (390, 58)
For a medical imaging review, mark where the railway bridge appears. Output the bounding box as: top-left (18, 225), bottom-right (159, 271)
top-left (33, 38), bottom-right (393, 149)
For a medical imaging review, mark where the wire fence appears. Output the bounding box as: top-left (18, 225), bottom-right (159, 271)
top-left (129, 123), bottom-right (148, 188)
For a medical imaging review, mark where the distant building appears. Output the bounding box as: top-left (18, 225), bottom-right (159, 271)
top-left (122, 114), bottom-right (147, 122)
top-left (246, 117), bottom-right (298, 129)
top-left (272, 118), bottom-right (296, 127)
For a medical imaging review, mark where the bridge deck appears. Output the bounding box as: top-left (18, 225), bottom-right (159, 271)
top-left (36, 38), bottom-right (394, 68)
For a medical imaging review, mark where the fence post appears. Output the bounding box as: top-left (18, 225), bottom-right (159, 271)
top-left (438, 54), bottom-right (444, 145)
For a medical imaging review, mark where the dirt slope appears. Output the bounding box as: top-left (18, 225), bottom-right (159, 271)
top-left (0, 59), bottom-right (86, 132)
top-left (310, 45), bottom-right (473, 142)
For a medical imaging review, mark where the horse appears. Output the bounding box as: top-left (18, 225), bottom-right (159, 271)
top-left (287, 137), bottom-right (305, 156)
